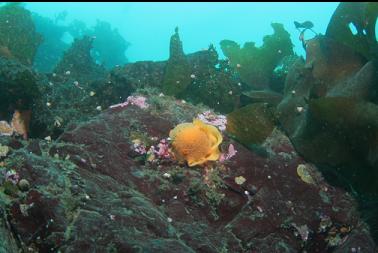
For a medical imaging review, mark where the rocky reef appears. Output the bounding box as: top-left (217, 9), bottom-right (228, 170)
top-left (90, 20), bottom-right (130, 69)
top-left (0, 2), bottom-right (377, 252)
top-left (32, 13), bottom-right (130, 72)
top-left (0, 3), bottom-right (42, 65)
top-left (0, 58), bottom-right (41, 117)
top-left (162, 27), bottom-right (192, 97)
top-left (31, 12), bottom-right (70, 73)
top-left (53, 36), bottom-right (107, 82)
top-left (0, 91), bottom-right (375, 252)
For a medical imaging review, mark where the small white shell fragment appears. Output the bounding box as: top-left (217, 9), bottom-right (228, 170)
top-left (296, 106), bottom-right (304, 113)
top-left (163, 173), bottom-right (171, 178)
top-left (235, 176), bottom-right (246, 185)
top-left (296, 164), bottom-right (316, 185)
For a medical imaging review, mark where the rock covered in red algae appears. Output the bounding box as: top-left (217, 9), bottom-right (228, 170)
top-left (1, 92), bottom-right (375, 252)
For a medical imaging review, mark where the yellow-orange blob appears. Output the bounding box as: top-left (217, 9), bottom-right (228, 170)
top-left (0, 121), bottom-right (13, 136)
top-left (169, 119), bottom-right (223, 167)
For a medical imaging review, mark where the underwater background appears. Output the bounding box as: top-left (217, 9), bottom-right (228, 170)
top-left (25, 2), bottom-right (339, 62)
top-left (0, 2), bottom-right (378, 252)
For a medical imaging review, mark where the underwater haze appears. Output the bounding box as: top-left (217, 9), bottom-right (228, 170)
top-left (1, 2), bottom-right (378, 252)
top-left (25, 2), bottom-right (339, 62)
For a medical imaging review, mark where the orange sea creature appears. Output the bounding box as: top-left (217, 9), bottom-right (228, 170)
top-left (11, 110), bottom-right (31, 140)
top-left (169, 119), bottom-right (223, 167)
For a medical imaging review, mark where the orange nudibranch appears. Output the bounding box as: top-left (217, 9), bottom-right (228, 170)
top-left (169, 119), bottom-right (223, 167)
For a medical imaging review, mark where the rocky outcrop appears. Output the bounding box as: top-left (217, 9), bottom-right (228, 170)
top-left (0, 92), bottom-right (375, 252)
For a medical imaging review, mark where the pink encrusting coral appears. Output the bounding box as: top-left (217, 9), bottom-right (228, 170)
top-left (197, 110), bottom-right (227, 131)
top-left (219, 144), bottom-right (237, 162)
top-left (110, 95), bottom-right (149, 109)
top-left (132, 140), bottom-right (147, 155)
top-left (132, 138), bottom-right (170, 160)
top-left (154, 138), bottom-right (171, 159)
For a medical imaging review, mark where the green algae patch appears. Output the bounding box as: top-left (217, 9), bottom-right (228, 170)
top-left (220, 23), bottom-right (293, 90)
top-left (326, 2), bottom-right (378, 60)
top-left (226, 103), bottom-right (276, 146)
